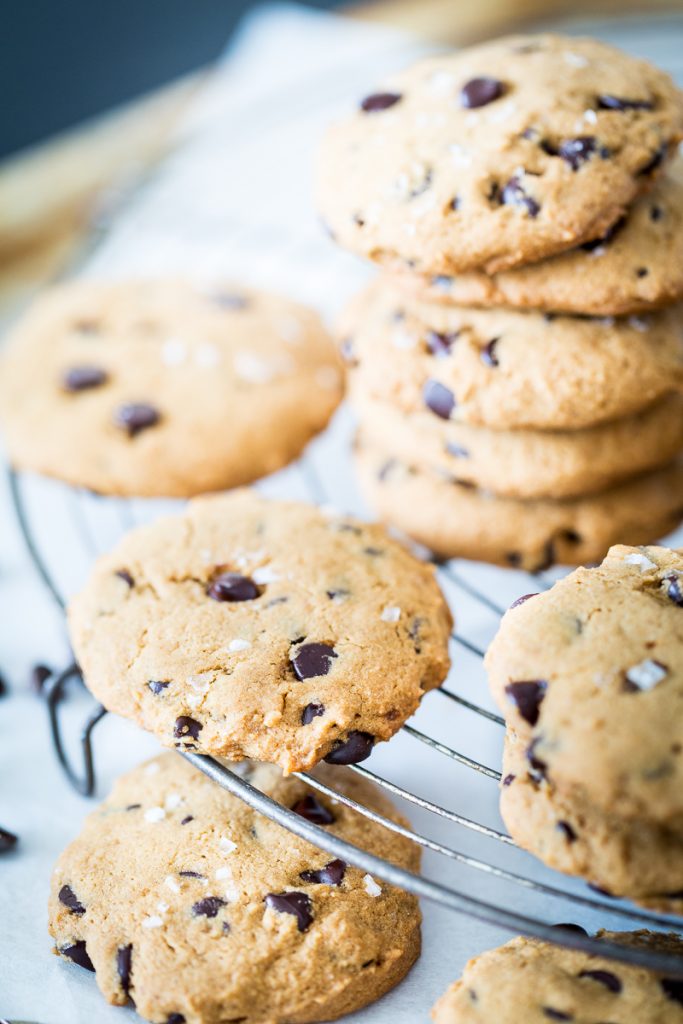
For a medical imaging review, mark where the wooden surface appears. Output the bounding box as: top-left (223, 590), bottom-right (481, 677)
top-left (1, 0), bottom-right (681, 312)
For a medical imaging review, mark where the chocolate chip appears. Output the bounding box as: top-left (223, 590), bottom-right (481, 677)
top-left (650, 204), bottom-right (663, 222)
top-left (509, 593), bottom-right (538, 610)
top-left (450, 197), bottom-right (460, 211)
top-left (291, 642), bottom-right (338, 680)
top-left (180, 815), bottom-right (194, 825)
top-left (210, 291), bottom-right (248, 310)
top-left (300, 859), bottom-right (347, 886)
top-left (662, 978), bottom-right (683, 1006)
top-left (60, 940), bottom-right (95, 971)
top-left (174, 716), bottom-right (202, 742)
top-left (502, 773), bottom-right (515, 787)
top-left (557, 821), bottom-right (577, 843)
top-left (558, 136), bottom-right (597, 170)
top-left (639, 144), bottom-right (667, 175)
top-left (291, 794), bottom-right (335, 825)
top-left (360, 92), bottom-right (402, 112)
top-left (426, 329), bottom-right (458, 356)
top-left (59, 884), bottom-right (86, 915)
top-left (324, 730), bottom-right (374, 765)
top-left (526, 738), bottom-right (547, 782)
top-left (207, 572), bottom-right (259, 602)
top-left (481, 338), bottom-right (500, 367)
top-left (445, 442), bottom-right (469, 459)
top-left (326, 587), bottom-right (350, 600)
top-left (0, 827), bottom-right (18, 852)
top-left (264, 891), bottom-right (313, 931)
top-left (665, 574), bottom-right (683, 607)
top-left (543, 1010), bottom-right (572, 1021)
top-left (114, 403), bottom-right (160, 437)
top-left (29, 663), bottom-right (52, 694)
top-left (62, 366), bottom-right (108, 392)
top-left (179, 870), bottom-right (205, 879)
top-left (116, 569), bottom-right (135, 587)
top-left (597, 94), bottom-right (654, 111)
top-left (552, 923), bottom-right (588, 936)
top-left (423, 379), bottom-right (455, 419)
top-left (147, 680), bottom-right (169, 695)
top-left (578, 969), bottom-right (621, 993)
top-left (460, 76), bottom-right (505, 108)
top-left (126, 804), bottom-right (141, 811)
top-left (0, 673), bottom-right (6, 698)
top-left (117, 944), bottom-right (133, 996)
top-left (636, 267), bottom-right (648, 278)
top-left (580, 215), bottom-right (626, 251)
top-left (192, 896), bottom-right (226, 918)
top-left (301, 702), bottom-right (325, 725)
top-left (500, 175), bottom-right (539, 216)
top-left (409, 168), bottom-right (433, 198)
top-left (166, 1016), bottom-right (186, 1024)
top-left (504, 680), bottom-right (547, 726)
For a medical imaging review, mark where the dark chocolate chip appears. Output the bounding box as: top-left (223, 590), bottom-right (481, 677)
top-left (500, 175), bottom-right (540, 216)
top-left (509, 593), bottom-right (538, 610)
top-left (300, 859), bottom-right (347, 886)
top-left (639, 144), bottom-right (667, 176)
top-left (481, 338), bottom-right (500, 367)
top-left (426, 329), bottom-right (459, 357)
top-left (291, 794), bottom-right (335, 825)
top-left (504, 680), bottom-right (547, 725)
top-left (636, 267), bottom-right (649, 278)
top-left (409, 168), bottom-right (433, 198)
top-left (174, 716), bottom-right (202, 742)
top-left (651, 204), bottom-right (663, 222)
top-left (662, 978), bottom-right (683, 1006)
top-left (60, 940), bottom-right (95, 971)
top-left (580, 215), bottom-right (626, 251)
top-left (326, 587), bottom-right (350, 600)
top-left (114, 402), bottom-right (160, 437)
top-left (502, 773), bottom-right (516, 787)
top-left (360, 92), bottom-right (402, 113)
top-left (291, 642), bottom-right (338, 680)
top-left (126, 804), bottom-right (141, 811)
top-left (264, 891), bottom-right (313, 931)
top-left (578, 969), bottom-right (621, 993)
top-left (557, 820), bottom-right (577, 843)
top-left (324, 730), bottom-right (374, 765)
top-left (423, 379), bottom-right (456, 419)
top-left (445, 442), bottom-right (469, 459)
top-left (116, 569), bottom-right (135, 587)
top-left (192, 896), bottom-right (226, 918)
top-left (207, 572), bottom-right (259, 602)
top-left (597, 94), bottom-right (654, 111)
top-left (166, 1016), bottom-right (186, 1024)
top-left (558, 136), bottom-right (596, 170)
top-left (460, 76), bottom-right (505, 109)
top-left (301, 702), bottom-right (325, 725)
top-left (117, 943), bottom-right (133, 996)
top-left (62, 366), bottom-right (108, 392)
top-left (147, 680), bottom-right (170, 695)
top-left (0, 827), bottom-right (18, 852)
top-left (526, 738), bottom-right (547, 782)
top-left (543, 1010), bottom-right (572, 1021)
top-left (59, 884), bottom-right (86, 915)
top-left (449, 197), bottom-right (461, 211)
top-left (665, 574), bottom-right (683, 607)
top-left (29, 663), bottom-right (52, 694)
top-left (180, 815), bottom-right (194, 825)
top-left (179, 870), bottom-right (205, 879)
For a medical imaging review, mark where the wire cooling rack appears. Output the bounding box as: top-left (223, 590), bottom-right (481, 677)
top-left (8, 452), bottom-right (683, 979)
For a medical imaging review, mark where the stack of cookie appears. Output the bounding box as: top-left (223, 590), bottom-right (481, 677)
top-left (486, 543), bottom-right (683, 910)
top-left (317, 33), bottom-right (683, 570)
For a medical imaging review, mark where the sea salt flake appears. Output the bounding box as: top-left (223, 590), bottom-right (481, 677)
top-left (144, 806), bottom-right (165, 823)
top-left (583, 109), bottom-right (597, 124)
top-left (363, 874), bottom-right (382, 897)
top-left (625, 659), bottom-right (668, 691)
top-left (195, 343), bottom-right (221, 368)
top-left (161, 337), bottom-right (187, 366)
top-left (253, 566), bottom-right (280, 585)
top-left (624, 553), bottom-right (657, 572)
top-left (215, 867), bottom-right (232, 880)
top-left (380, 605), bottom-right (401, 623)
top-left (391, 329), bottom-right (417, 351)
top-left (142, 915), bottom-right (163, 929)
top-left (564, 51), bottom-right (588, 67)
top-left (234, 351), bottom-right (293, 383)
top-left (449, 143), bottom-right (472, 168)
top-left (145, 762), bottom-right (160, 776)
top-left (188, 674), bottom-right (212, 693)
top-left (219, 836), bottom-right (237, 854)
top-left (156, 901), bottom-right (169, 914)
top-left (165, 793), bottom-right (182, 810)
top-left (228, 638), bottom-right (251, 653)
top-left (164, 876), bottom-right (180, 893)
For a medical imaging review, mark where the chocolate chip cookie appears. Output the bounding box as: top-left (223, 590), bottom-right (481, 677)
top-left (317, 34), bottom-right (683, 275)
top-left (391, 153), bottom-right (683, 316)
top-left (356, 440), bottom-right (683, 570)
top-left (68, 490), bottom-right (452, 772)
top-left (432, 931), bottom-right (683, 1022)
top-left (0, 279), bottom-right (342, 496)
top-left (486, 545), bottom-right (683, 823)
top-left (49, 752), bottom-right (421, 1024)
top-left (354, 392), bottom-right (683, 500)
top-left (340, 278), bottom-right (683, 431)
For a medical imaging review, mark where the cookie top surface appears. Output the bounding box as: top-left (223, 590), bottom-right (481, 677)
top-left (431, 932), bottom-right (683, 1023)
top-left (68, 491), bottom-right (452, 773)
top-left (0, 279), bottom-right (342, 496)
top-left (356, 441), bottom-right (683, 571)
top-left (49, 753), bottom-right (421, 1024)
top-left (317, 34), bottom-right (683, 274)
top-left (395, 151), bottom-right (683, 315)
top-left (342, 278), bottom-right (683, 430)
top-left (486, 544), bottom-right (683, 822)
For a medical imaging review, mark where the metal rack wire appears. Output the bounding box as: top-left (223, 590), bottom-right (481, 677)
top-left (9, 460), bottom-right (683, 979)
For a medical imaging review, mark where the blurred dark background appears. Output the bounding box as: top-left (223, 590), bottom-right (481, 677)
top-left (2, 0), bottom-right (345, 159)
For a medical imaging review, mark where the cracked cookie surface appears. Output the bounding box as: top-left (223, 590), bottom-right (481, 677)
top-left (49, 752), bottom-right (421, 1024)
top-left (68, 491), bottom-right (452, 772)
